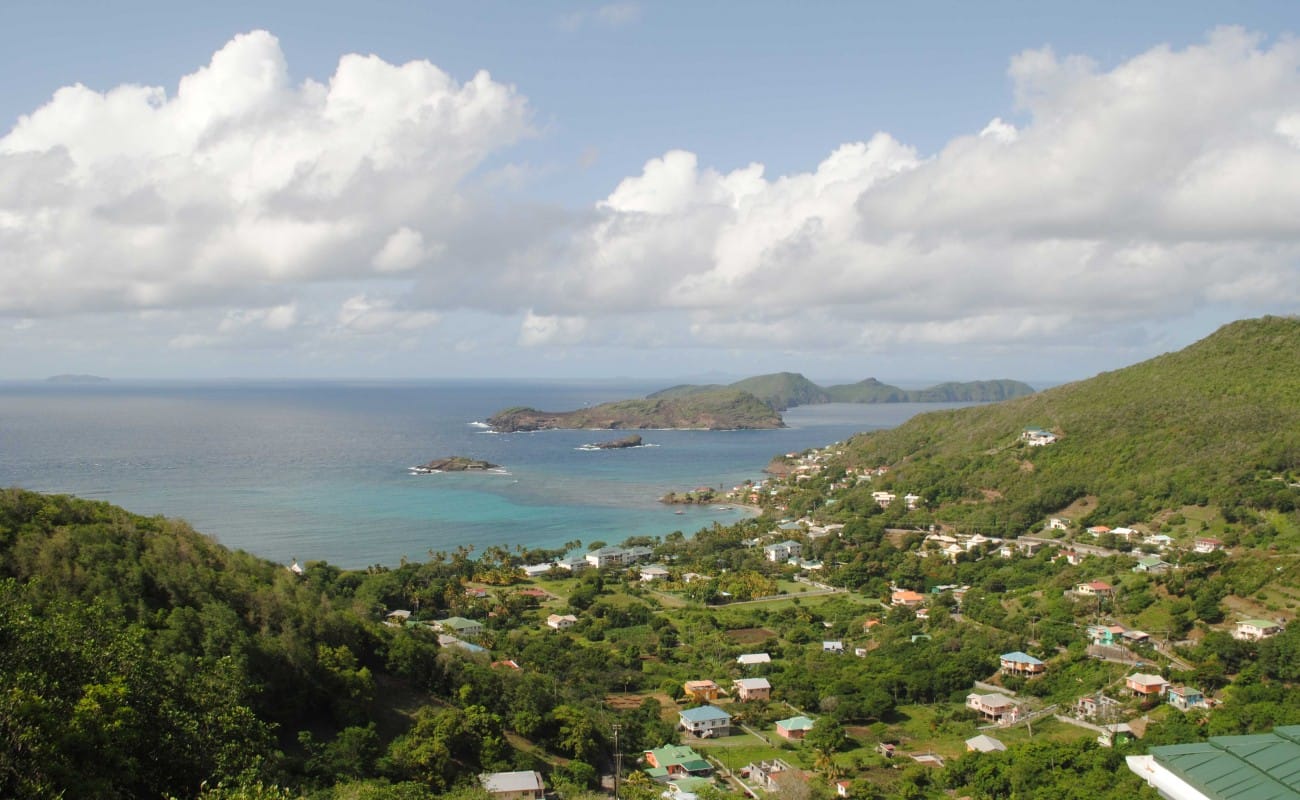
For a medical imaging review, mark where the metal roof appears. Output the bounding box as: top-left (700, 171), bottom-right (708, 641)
top-left (679, 705), bottom-right (730, 723)
top-left (1150, 726), bottom-right (1300, 800)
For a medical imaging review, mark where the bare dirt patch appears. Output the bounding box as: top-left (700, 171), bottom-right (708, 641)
top-left (725, 627), bottom-right (777, 645)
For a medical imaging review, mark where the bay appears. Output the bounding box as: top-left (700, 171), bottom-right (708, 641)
top-left (0, 380), bottom-right (971, 568)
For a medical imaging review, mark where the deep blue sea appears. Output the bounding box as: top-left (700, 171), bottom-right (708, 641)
top-left (0, 380), bottom-right (971, 569)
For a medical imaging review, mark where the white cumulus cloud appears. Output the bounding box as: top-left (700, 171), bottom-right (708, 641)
top-left (0, 30), bottom-right (531, 318)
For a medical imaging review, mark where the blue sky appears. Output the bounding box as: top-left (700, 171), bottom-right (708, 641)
top-left (2, 1), bottom-right (1299, 383)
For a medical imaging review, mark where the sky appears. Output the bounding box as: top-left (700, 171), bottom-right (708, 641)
top-left (2, 1), bottom-right (1300, 384)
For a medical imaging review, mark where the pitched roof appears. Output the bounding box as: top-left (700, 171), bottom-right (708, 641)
top-left (737, 653), bottom-right (771, 665)
top-left (966, 734), bottom-right (1007, 752)
top-left (1141, 726), bottom-right (1300, 800)
top-left (776, 715), bottom-right (816, 731)
top-left (481, 771), bottom-right (544, 794)
top-left (679, 705), bottom-right (730, 723)
top-left (1001, 651), bottom-right (1044, 665)
top-left (734, 677), bottom-right (771, 690)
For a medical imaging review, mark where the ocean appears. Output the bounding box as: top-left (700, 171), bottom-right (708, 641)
top-left (0, 380), bottom-right (971, 569)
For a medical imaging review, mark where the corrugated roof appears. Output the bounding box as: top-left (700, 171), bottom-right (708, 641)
top-left (680, 705), bottom-right (730, 723)
top-left (1151, 726), bottom-right (1300, 800)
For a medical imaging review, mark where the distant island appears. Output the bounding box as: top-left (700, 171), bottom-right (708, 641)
top-left (45, 374), bottom-right (111, 384)
top-left (649, 373), bottom-right (1036, 411)
top-left (409, 456), bottom-right (501, 474)
top-left (487, 389), bottom-right (784, 432)
top-left (487, 373), bottom-right (1034, 431)
top-left (589, 434), bottom-right (644, 449)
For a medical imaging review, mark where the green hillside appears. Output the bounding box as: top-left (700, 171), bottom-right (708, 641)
top-left (726, 372), bottom-right (830, 410)
top-left (838, 316), bottom-right (1300, 528)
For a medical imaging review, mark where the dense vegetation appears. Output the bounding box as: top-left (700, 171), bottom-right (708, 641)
top-left (7, 316), bottom-right (1300, 800)
top-left (834, 316), bottom-right (1300, 529)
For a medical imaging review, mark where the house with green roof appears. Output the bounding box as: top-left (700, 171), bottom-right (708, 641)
top-left (1127, 725), bottom-right (1300, 800)
top-left (1234, 619), bottom-right (1284, 641)
top-left (436, 616), bottom-right (484, 637)
top-left (775, 715), bottom-right (816, 740)
top-left (644, 744), bottom-right (713, 781)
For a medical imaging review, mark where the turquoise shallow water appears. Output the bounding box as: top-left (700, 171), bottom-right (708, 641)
top-left (0, 380), bottom-right (971, 568)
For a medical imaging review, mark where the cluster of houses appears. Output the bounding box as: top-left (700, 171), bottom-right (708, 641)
top-left (919, 531), bottom-right (1043, 562)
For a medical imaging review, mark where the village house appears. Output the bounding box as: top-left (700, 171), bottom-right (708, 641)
top-left (1022, 428), bottom-right (1057, 446)
top-left (733, 677), bottom-right (771, 702)
top-left (1075, 580), bottom-right (1116, 598)
top-left (775, 715), bottom-right (816, 740)
top-left (966, 692), bottom-right (1020, 723)
top-left (384, 609), bottom-right (412, 626)
top-left (742, 759), bottom-right (800, 793)
top-left (1087, 526), bottom-right (1112, 537)
top-left (764, 540), bottom-right (803, 562)
top-left (1112, 527), bottom-right (1138, 540)
top-left (1048, 517), bottom-right (1071, 531)
top-left (1122, 629), bottom-right (1151, 644)
top-left (1194, 537), bottom-right (1223, 553)
top-left (640, 564), bottom-right (670, 582)
top-left (1234, 618), bottom-right (1284, 641)
top-left (822, 640), bottom-right (844, 653)
top-left (1000, 651), bottom-right (1046, 676)
top-left (1126, 673), bottom-right (1170, 698)
top-left (966, 734), bottom-right (1007, 753)
top-left (891, 589), bottom-right (926, 607)
top-left (1061, 550), bottom-right (1086, 566)
top-left (872, 491), bottom-right (896, 508)
top-left (904, 493), bottom-right (922, 510)
top-left (1167, 685), bottom-right (1209, 711)
top-left (736, 653), bottom-right (771, 667)
top-left (480, 771), bottom-right (545, 800)
top-left (522, 563), bottom-right (555, 578)
top-left (683, 680), bottom-right (721, 703)
top-left (1144, 534), bottom-right (1175, 550)
top-left (679, 705), bottom-right (731, 738)
top-left (1086, 624), bottom-right (1127, 646)
top-left (1075, 693), bottom-right (1121, 721)
top-left (546, 613), bottom-right (577, 630)
top-left (1134, 556), bottom-right (1171, 573)
top-left (436, 616), bottom-right (483, 637)
top-left (644, 744), bottom-right (713, 781)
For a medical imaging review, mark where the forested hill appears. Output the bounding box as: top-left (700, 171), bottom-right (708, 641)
top-left (837, 315), bottom-right (1300, 527)
top-left (649, 373), bottom-right (1034, 411)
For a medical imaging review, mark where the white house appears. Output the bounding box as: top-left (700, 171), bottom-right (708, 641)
top-left (547, 613), bottom-right (578, 630)
top-left (764, 540), bottom-right (803, 562)
top-left (1022, 428), bottom-right (1057, 446)
top-left (640, 565), bottom-right (671, 582)
top-left (481, 771), bottom-right (545, 800)
top-left (871, 491), bottom-right (896, 508)
top-left (1234, 619), bottom-right (1283, 641)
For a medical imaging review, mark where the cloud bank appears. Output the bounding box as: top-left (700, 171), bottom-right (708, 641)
top-left (2, 27), bottom-right (1299, 369)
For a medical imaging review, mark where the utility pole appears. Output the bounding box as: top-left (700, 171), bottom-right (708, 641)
top-left (613, 723), bottom-right (622, 800)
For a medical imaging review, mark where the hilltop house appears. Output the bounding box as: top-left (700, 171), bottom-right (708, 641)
top-left (733, 677), bottom-right (771, 702)
top-left (480, 772), bottom-right (545, 800)
top-left (1000, 651), bottom-right (1046, 676)
top-left (679, 705), bottom-right (731, 738)
top-left (775, 715), bottom-right (816, 740)
top-left (1234, 619), bottom-right (1284, 641)
top-left (1022, 428), bottom-right (1057, 446)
